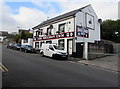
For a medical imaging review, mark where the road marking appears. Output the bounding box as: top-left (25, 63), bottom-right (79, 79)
top-left (0, 63), bottom-right (8, 72)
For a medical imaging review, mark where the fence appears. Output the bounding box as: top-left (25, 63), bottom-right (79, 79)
top-left (88, 42), bottom-right (114, 59)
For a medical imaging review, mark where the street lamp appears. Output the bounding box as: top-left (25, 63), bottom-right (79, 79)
top-left (17, 27), bottom-right (22, 44)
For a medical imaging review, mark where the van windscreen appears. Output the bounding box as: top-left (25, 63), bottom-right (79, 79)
top-left (53, 45), bottom-right (64, 50)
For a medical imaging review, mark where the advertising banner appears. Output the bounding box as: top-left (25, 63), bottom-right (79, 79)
top-left (33, 31), bottom-right (74, 41)
top-left (76, 25), bottom-right (89, 38)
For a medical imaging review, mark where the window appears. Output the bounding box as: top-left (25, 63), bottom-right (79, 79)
top-left (53, 45), bottom-right (63, 50)
top-left (36, 29), bottom-right (43, 36)
top-left (58, 39), bottom-right (64, 50)
top-left (39, 29), bottom-right (43, 35)
top-left (23, 40), bottom-right (28, 43)
top-left (35, 42), bottom-right (39, 49)
top-left (36, 31), bottom-right (39, 36)
top-left (46, 41), bottom-right (52, 44)
top-left (47, 28), bottom-right (52, 35)
top-left (58, 23), bottom-right (65, 33)
top-left (49, 45), bottom-right (54, 51)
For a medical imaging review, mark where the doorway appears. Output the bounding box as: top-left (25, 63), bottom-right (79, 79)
top-left (76, 43), bottom-right (83, 58)
top-left (67, 39), bottom-right (73, 55)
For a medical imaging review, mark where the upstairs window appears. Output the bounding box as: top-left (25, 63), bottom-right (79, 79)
top-left (36, 29), bottom-right (43, 36)
top-left (39, 29), bottom-right (43, 35)
top-left (47, 28), bottom-right (52, 35)
top-left (58, 23), bottom-right (65, 33)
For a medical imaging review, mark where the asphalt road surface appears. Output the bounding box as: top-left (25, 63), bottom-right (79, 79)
top-left (2, 46), bottom-right (118, 87)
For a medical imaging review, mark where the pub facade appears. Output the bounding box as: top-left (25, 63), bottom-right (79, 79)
top-left (32, 4), bottom-right (101, 58)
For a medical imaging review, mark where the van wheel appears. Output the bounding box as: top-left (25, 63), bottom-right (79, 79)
top-left (52, 54), bottom-right (56, 59)
top-left (41, 52), bottom-right (44, 57)
top-left (25, 50), bottom-right (27, 53)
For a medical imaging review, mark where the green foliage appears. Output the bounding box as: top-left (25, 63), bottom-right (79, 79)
top-left (8, 31), bottom-right (33, 44)
top-left (101, 19), bottom-right (120, 43)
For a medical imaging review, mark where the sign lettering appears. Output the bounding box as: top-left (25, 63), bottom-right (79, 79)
top-left (33, 31), bottom-right (75, 41)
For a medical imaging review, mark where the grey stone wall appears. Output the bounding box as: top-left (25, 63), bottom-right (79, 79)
top-left (113, 43), bottom-right (120, 54)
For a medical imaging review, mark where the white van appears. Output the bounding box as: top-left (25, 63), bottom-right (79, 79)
top-left (40, 44), bottom-right (68, 59)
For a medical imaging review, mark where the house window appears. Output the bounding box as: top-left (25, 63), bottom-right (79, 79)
top-left (36, 29), bottom-right (43, 36)
top-left (46, 41), bottom-right (52, 44)
top-left (58, 39), bottom-right (64, 50)
top-left (23, 40), bottom-right (28, 43)
top-left (47, 28), bottom-right (52, 35)
top-left (35, 42), bottom-right (39, 49)
top-left (58, 23), bottom-right (65, 33)
top-left (36, 31), bottom-right (39, 36)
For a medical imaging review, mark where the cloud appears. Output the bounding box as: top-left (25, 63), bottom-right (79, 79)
top-left (1, 1), bottom-right (18, 33)
top-left (12, 7), bottom-right (48, 29)
top-left (59, 1), bottom-right (118, 20)
top-left (1, 1), bottom-right (59, 33)
top-left (31, 2), bottom-right (59, 17)
top-left (1, 0), bottom-right (118, 33)
top-left (32, 2), bottom-right (52, 8)
top-left (1, 2), bottom-right (51, 33)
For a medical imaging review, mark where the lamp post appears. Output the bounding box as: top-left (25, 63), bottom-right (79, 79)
top-left (17, 27), bottom-right (22, 44)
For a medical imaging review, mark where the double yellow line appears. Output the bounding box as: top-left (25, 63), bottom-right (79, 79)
top-left (0, 63), bottom-right (8, 72)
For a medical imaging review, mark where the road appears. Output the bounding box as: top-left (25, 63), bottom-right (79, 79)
top-left (2, 46), bottom-right (118, 87)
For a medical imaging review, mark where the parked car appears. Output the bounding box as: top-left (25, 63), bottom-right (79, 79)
top-left (40, 44), bottom-right (68, 59)
top-left (7, 43), bottom-right (14, 49)
top-left (20, 45), bottom-right (36, 53)
top-left (12, 44), bottom-right (22, 50)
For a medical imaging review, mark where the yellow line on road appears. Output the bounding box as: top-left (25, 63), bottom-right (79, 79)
top-left (0, 63), bottom-right (8, 72)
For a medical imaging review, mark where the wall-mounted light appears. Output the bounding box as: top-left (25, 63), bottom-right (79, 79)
top-left (98, 19), bottom-right (102, 24)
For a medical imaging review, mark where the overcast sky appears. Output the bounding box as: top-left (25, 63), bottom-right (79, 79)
top-left (0, 0), bottom-right (119, 33)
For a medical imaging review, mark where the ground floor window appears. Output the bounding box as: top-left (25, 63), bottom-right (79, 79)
top-left (40, 41), bottom-right (45, 48)
top-left (58, 39), bottom-right (64, 50)
top-left (35, 42), bottom-right (39, 49)
top-left (46, 41), bottom-right (52, 44)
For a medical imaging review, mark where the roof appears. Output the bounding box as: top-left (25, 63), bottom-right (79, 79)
top-left (0, 31), bottom-right (8, 36)
top-left (32, 4), bottom-right (90, 30)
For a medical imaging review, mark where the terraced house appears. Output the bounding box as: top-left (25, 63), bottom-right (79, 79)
top-left (32, 4), bottom-right (101, 59)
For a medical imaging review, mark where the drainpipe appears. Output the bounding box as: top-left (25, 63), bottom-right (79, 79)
top-left (73, 15), bottom-right (76, 57)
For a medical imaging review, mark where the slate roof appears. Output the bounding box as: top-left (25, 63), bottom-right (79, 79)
top-left (0, 31), bottom-right (8, 36)
top-left (32, 4), bottom-right (90, 30)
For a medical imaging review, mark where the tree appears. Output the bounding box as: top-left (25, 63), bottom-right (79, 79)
top-left (101, 20), bottom-right (120, 43)
top-left (7, 31), bottom-right (33, 44)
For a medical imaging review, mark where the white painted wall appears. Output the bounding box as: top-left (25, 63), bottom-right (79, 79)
top-left (0, 36), bottom-right (4, 42)
top-left (33, 5), bottom-right (100, 59)
top-left (21, 38), bottom-right (33, 46)
top-left (33, 18), bottom-right (75, 48)
top-left (75, 5), bottom-right (100, 43)
top-left (0, 36), bottom-right (6, 42)
top-left (33, 18), bottom-right (75, 37)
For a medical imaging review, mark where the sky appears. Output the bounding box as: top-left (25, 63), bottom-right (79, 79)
top-left (0, 0), bottom-right (119, 33)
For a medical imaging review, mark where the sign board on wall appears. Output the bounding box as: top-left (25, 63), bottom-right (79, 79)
top-left (33, 31), bottom-right (75, 41)
top-left (86, 13), bottom-right (94, 30)
top-left (76, 25), bottom-right (89, 38)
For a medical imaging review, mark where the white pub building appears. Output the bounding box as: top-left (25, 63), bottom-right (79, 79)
top-left (32, 4), bottom-right (101, 59)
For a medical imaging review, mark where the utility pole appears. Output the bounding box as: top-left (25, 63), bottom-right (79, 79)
top-left (17, 27), bottom-right (22, 44)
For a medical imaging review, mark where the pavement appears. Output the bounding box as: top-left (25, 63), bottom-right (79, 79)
top-left (69, 54), bottom-right (119, 72)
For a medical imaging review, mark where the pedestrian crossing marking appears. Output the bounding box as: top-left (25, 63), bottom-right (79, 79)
top-left (0, 63), bottom-right (8, 72)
